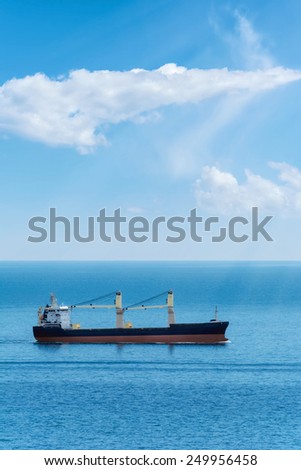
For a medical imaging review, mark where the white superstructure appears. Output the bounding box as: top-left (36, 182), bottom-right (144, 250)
top-left (38, 293), bottom-right (71, 329)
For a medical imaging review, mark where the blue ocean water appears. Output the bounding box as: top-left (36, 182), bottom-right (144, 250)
top-left (0, 261), bottom-right (300, 450)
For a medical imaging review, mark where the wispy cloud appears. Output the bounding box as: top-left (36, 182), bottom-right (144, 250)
top-left (195, 162), bottom-right (301, 215)
top-left (233, 11), bottom-right (274, 69)
top-left (210, 8), bottom-right (274, 69)
top-left (0, 64), bottom-right (300, 153)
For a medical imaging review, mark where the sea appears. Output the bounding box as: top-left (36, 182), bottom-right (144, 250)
top-left (0, 261), bottom-right (300, 450)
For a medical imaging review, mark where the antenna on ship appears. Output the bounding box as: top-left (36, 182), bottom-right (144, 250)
top-left (211, 305), bottom-right (218, 322)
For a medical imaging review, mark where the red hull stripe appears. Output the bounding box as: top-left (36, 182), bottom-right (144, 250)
top-left (34, 334), bottom-right (228, 344)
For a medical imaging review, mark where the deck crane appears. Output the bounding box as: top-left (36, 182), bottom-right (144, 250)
top-left (70, 290), bottom-right (175, 328)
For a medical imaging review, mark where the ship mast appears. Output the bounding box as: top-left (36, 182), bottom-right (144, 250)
top-left (115, 291), bottom-right (123, 328)
top-left (167, 290), bottom-right (175, 325)
top-left (50, 293), bottom-right (58, 308)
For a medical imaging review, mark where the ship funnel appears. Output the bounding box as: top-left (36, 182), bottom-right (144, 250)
top-left (50, 293), bottom-right (58, 308)
top-left (167, 290), bottom-right (176, 326)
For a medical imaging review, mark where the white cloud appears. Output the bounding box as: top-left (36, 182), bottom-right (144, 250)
top-left (195, 162), bottom-right (301, 215)
top-left (269, 161), bottom-right (301, 189)
top-left (0, 65), bottom-right (300, 153)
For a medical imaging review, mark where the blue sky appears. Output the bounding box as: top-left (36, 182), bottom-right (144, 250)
top-left (1, 0), bottom-right (301, 260)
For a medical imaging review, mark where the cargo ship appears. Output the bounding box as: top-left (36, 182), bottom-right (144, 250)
top-left (33, 291), bottom-right (229, 344)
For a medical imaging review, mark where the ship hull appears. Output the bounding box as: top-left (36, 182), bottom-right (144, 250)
top-left (33, 321), bottom-right (229, 344)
